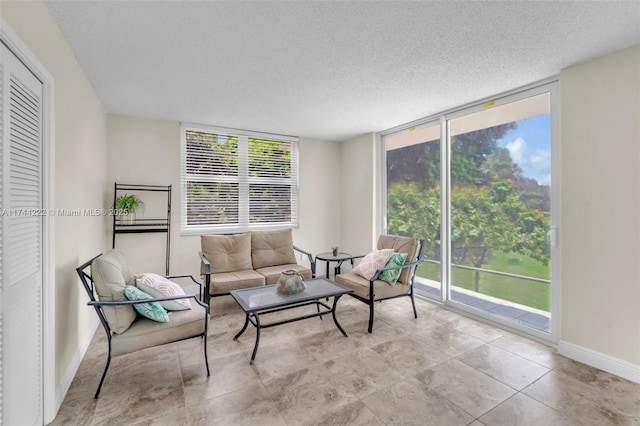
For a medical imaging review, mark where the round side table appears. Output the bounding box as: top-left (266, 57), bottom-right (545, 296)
top-left (315, 252), bottom-right (353, 278)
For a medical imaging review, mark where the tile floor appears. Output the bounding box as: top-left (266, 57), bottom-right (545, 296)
top-left (52, 295), bottom-right (639, 426)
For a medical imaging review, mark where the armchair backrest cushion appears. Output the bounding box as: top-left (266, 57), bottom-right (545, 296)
top-left (377, 235), bottom-right (419, 285)
top-left (251, 229), bottom-right (297, 269)
top-left (201, 233), bottom-right (253, 274)
top-left (91, 249), bottom-right (137, 334)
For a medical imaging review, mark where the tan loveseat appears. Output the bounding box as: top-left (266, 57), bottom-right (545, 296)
top-left (199, 229), bottom-right (315, 306)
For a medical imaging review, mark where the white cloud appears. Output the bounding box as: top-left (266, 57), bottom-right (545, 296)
top-left (504, 137), bottom-right (551, 185)
top-left (537, 173), bottom-right (551, 185)
top-left (506, 137), bottom-right (527, 166)
top-left (529, 150), bottom-right (550, 167)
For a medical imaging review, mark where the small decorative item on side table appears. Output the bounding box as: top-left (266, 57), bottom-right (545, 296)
top-left (332, 246), bottom-right (339, 256)
top-left (276, 270), bottom-right (306, 295)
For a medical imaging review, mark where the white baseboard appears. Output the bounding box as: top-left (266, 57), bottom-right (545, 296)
top-left (558, 340), bottom-right (640, 384)
top-left (55, 319), bottom-right (99, 412)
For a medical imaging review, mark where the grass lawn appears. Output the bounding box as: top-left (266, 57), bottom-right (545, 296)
top-left (416, 251), bottom-right (551, 311)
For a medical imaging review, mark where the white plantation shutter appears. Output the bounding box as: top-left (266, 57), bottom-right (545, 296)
top-left (247, 136), bottom-right (298, 224)
top-left (1, 43), bottom-right (44, 426)
top-left (181, 124), bottom-right (298, 234)
top-left (7, 77), bottom-right (41, 281)
top-left (183, 130), bottom-right (240, 227)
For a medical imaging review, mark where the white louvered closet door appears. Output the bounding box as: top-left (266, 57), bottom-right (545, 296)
top-left (0, 42), bottom-right (44, 426)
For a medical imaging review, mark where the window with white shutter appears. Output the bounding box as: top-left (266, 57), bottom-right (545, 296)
top-left (181, 123), bottom-right (299, 234)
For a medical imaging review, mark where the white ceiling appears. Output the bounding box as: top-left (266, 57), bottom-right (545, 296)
top-left (45, 1), bottom-right (640, 142)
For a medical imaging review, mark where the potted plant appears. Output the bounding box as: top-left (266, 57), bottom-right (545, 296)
top-left (332, 246), bottom-right (339, 257)
top-left (115, 194), bottom-right (144, 224)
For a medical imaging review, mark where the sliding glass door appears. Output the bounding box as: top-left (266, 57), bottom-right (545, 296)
top-left (448, 91), bottom-right (552, 332)
top-left (385, 121), bottom-right (442, 297)
top-left (382, 82), bottom-right (557, 338)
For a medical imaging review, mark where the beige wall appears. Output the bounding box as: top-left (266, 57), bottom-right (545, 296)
top-left (560, 45), bottom-right (640, 366)
top-left (339, 133), bottom-right (378, 256)
top-left (106, 115), bottom-right (182, 273)
top-left (1, 0), bottom-right (108, 408)
top-left (106, 114), bottom-right (342, 278)
top-left (295, 136), bottom-right (343, 260)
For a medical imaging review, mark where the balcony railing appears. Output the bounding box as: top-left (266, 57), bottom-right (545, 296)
top-left (415, 259), bottom-right (551, 332)
top-left (417, 259), bottom-right (550, 288)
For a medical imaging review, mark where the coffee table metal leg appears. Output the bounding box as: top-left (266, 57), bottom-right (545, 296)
top-left (250, 313), bottom-right (261, 365)
top-left (331, 295), bottom-right (348, 337)
top-left (233, 313), bottom-right (250, 340)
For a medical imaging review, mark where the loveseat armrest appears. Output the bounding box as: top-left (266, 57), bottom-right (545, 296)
top-left (199, 251), bottom-right (211, 275)
top-left (198, 251), bottom-right (213, 305)
top-left (294, 245), bottom-right (316, 278)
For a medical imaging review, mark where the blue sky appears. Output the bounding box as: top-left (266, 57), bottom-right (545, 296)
top-left (497, 114), bottom-right (551, 186)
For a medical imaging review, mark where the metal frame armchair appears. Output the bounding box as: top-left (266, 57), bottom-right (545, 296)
top-left (76, 249), bottom-right (210, 399)
top-left (335, 235), bottom-right (425, 333)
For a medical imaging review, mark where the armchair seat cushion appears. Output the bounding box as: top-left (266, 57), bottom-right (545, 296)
top-left (111, 303), bottom-right (207, 357)
top-left (335, 272), bottom-right (410, 300)
top-left (255, 264), bottom-right (313, 285)
top-left (208, 269), bottom-right (265, 295)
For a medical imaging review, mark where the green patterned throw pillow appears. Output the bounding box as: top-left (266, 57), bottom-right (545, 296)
top-left (124, 286), bottom-right (170, 323)
top-left (379, 252), bottom-right (408, 285)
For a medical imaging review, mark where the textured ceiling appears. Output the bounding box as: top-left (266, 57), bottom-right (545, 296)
top-left (45, 1), bottom-right (640, 142)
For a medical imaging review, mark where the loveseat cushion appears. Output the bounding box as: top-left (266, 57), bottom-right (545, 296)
top-left (377, 235), bottom-right (419, 285)
top-left (111, 303), bottom-right (207, 357)
top-left (255, 264), bottom-right (313, 285)
top-left (91, 249), bottom-right (137, 334)
top-left (201, 233), bottom-right (253, 274)
top-left (208, 270), bottom-right (265, 295)
top-left (251, 229), bottom-right (297, 269)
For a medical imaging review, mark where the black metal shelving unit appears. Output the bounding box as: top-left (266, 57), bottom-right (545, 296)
top-left (112, 183), bottom-right (171, 275)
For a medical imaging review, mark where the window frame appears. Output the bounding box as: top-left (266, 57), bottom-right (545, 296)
top-left (180, 122), bottom-right (299, 235)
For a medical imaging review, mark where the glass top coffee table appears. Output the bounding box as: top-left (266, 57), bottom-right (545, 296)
top-left (230, 278), bottom-right (353, 364)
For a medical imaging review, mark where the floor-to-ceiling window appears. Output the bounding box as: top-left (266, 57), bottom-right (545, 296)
top-left (384, 121), bottom-right (442, 298)
top-left (382, 81), bottom-right (558, 341)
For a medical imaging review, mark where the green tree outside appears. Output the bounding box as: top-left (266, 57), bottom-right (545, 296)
top-left (387, 121), bottom-right (551, 310)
